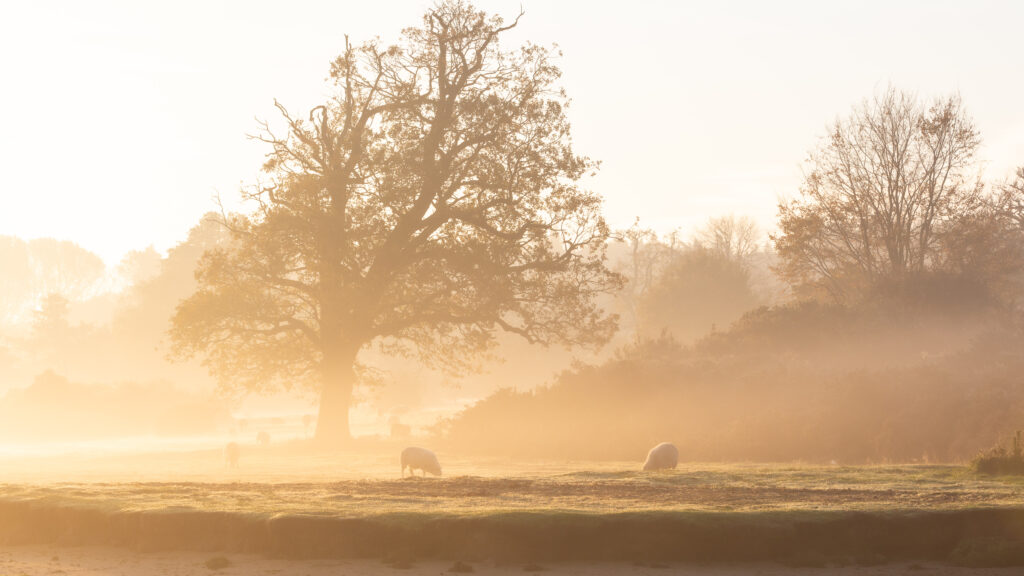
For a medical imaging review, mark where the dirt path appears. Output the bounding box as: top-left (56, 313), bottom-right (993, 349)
top-left (0, 546), bottom-right (1018, 576)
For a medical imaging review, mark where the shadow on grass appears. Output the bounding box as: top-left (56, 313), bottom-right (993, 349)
top-left (3, 501), bottom-right (1024, 565)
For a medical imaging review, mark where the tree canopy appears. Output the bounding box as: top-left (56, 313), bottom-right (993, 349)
top-left (170, 0), bottom-right (621, 443)
top-left (637, 246), bottom-right (760, 343)
top-left (774, 88), bottom-right (984, 302)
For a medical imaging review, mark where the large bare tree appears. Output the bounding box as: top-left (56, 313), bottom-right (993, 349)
top-left (170, 1), bottom-right (621, 443)
top-left (773, 88), bottom-right (982, 302)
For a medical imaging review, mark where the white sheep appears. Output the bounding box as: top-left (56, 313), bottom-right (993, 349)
top-left (642, 442), bottom-right (679, 471)
top-left (224, 442), bottom-right (241, 468)
top-left (401, 446), bottom-right (442, 477)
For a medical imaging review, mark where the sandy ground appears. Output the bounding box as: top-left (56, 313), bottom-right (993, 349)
top-left (0, 547), bottom-right (1020, 576)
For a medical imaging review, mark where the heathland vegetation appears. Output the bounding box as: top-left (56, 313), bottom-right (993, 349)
top-left (440, 89), bottom-right (1024, 464)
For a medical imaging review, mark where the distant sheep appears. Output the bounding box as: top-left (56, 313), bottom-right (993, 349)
top-left (224, 442), bottom-right (241, 468)
top-left (401, 446), bottom-right (442, 477)
top-left (642, 442), bottom-right (678, 471)
top-left (256, 430), bottom-right (271, 447)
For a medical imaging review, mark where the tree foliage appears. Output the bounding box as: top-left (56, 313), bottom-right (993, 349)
top-left (638, 247), bottom-right (760, 342)
top-left (443, 297), bottom-right (1021, 463)
top-left (170, 1), bottom-right (621, 442)
top-left (996, 167), bottom-right (1024, 231)
top-left (614, 220), bottom-right (679, 339)
top-left (774, 88), bottom-right (983, 302)
top-left (695, 214), bottom-right (760, 263)
top-left (0, 237), bottom-right (106, 324)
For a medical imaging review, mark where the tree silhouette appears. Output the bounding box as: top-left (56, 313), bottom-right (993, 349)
top-left (639, 247), bottom-right (760, 342)
top-left (171, 1), bottom-right (621, 444)
top-left (774, 88), bottom-right (982, 302)
top-left (696, 215), bottom-right (760, 263)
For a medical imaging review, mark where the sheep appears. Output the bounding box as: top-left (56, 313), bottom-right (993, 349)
top-left (642, 442), bottom-right (678, 471)
top-left (256, 430), bottom-right (271, 447)
top-left (224, 442), bottom-right (241, 468)
top-left (401, 446), bottom-right (442, 477)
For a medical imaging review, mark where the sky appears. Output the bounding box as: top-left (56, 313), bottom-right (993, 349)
top-left (1, 0), bottom-right (1023, 266)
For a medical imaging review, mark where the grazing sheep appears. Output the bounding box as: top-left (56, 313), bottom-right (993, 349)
top-left (401, 446), bottom-right (442, 477)
top-left (256, 430), bottom-right (271, 447)
top-left (224, 442), bottom-right (241, 468)
top-left (642, 442), bottom-right (679, 471)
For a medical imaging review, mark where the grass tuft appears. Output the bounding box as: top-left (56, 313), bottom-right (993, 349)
top-left (972, 431), bottom-right (1024, 475)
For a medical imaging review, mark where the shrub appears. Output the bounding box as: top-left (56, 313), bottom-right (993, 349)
top-left (972, 431), bottom-right (1024, 475)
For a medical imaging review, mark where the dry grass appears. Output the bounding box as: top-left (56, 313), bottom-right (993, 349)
top-left (2, 454), bottom-right (1024, 564)
top-left (0, 460), bottom-right (1020, 516)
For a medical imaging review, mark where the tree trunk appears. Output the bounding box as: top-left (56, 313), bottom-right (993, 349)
top-left (314, 348), bottom-right (356, 446)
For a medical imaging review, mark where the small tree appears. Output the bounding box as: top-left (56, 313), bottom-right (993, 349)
top-left (171, 1), bottom-right (621, 444)
top-left (639, 247), bottom-right (760, 342)
top-left (33, 293), bottom-right (70, 340)
top-left (27, 238), bottom-right (107, 304)
top-left (774, 88), bottom-right (982, 302)
top-left (695, 214), bottom-right (760, 263)
top-left (615, 220), bottom-right (678, 339)
top-left (970, 166), bottom-right (1024, 301)
top-left (31, 293), bottom-right (70, 371)
top-left (995, 167), bottom-right (1024, 230)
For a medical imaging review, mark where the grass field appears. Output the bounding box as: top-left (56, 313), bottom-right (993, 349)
top-left (3, 460), bottom-right (1024, 515)
top-left (2, 445), bottom-right (1024, 565)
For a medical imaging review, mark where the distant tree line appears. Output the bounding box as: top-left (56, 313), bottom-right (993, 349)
top-left (440, 86), bottom-right (1024, 463)
top-left (775, 88), bottom-right (1024, 305)
top-left (0, 237), bottom-right (107, 324)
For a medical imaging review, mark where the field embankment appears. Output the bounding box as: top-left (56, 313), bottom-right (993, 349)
top-left (3, 462), bottom-right (1024, 565)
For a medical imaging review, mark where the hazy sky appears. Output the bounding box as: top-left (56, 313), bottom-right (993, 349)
top-left (2, 0), bottom-right (1022, 265)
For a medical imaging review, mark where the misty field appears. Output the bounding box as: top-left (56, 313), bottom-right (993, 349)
top-left (2, 450), bottom-right (1023, 514)
top-left (3, 448), bottom-right (1024, 565)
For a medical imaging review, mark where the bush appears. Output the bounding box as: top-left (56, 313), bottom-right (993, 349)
top-left (972, 431), bottom-right (1024, 475)
top-left (440, 297), bottom-right (1024, 463)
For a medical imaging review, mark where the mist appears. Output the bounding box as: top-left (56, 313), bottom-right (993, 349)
top-left (3, 1), bottom-right (1024, 573)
